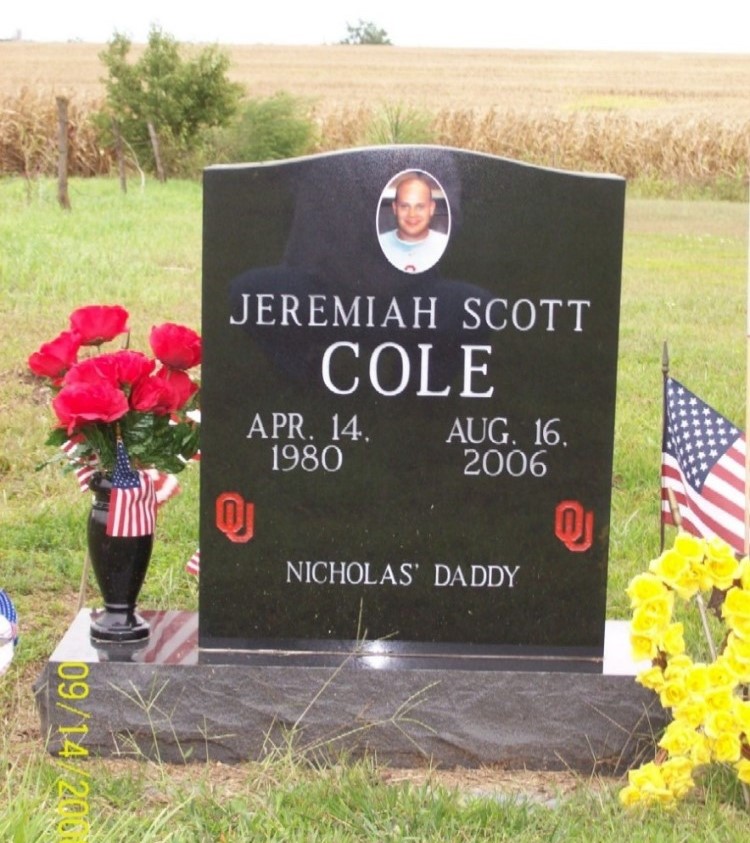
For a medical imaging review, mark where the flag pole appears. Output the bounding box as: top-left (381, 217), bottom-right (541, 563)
top-left (660, 341), bottom-right (670, 552)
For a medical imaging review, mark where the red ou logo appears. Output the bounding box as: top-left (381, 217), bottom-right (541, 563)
top-left (555, 500), bottom-right (593, 552)
top-left (216, 492), bottom-right (255, 543)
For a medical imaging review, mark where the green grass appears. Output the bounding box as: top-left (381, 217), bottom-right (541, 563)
top-left (1, 175), bottom-right (750, 838)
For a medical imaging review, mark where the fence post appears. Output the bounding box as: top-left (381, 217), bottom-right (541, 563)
top-left (147, 121), bottom-right (166, 183)
top-left (112, 119), bottom-right (127, 194)
top-left (55, 96), bottom-right (72, 210)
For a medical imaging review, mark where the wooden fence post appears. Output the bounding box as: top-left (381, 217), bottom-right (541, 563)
top-left (147, 121), bottom-right (166, 183)
top-left (56, 96), bottom-right (71, 210)
top-left (112, 119), bottom-right (127, 194)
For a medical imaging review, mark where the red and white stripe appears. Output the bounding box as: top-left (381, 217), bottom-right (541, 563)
top-left (142, 469), bottom-right (181, 507)
top-left (61, 438), bottom-right (98, 492)
top-left (185, 549), bottom-right (200, 576)
top-left (661, 437), bottom-right (746, 556)
top-left (106, 471), bottom-right (157, 537)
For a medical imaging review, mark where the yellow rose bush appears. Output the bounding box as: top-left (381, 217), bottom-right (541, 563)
top-left (621, 532), bottom-right (750, 808)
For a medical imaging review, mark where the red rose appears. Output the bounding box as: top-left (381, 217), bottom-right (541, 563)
top-left (110, 350), bottom-right (155, 385)
top-left (52, 381), bottom-right (130, 434)
top-left (149, 323), bottom-right (201, 370)
top-left (64, 351), bottom-right (154, 389)
top-left (130, 374), bottom-right (176, 415)
top-left (63, 356), bottom-right (119, 386)
top-left (70, 305), bottom-right (129, 346)
top-left (154, 366), bottom-right (199, 410)
top-left (28, 331), bottom-right (81, 382)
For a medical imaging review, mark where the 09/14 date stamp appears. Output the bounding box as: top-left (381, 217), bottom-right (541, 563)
top-left (54, 662), bottom-right (91, 841)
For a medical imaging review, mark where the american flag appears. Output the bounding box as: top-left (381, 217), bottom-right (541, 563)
top-left (61, 437), bottom-right (98, 492)
top-left (142, 468), bottom-right (181, 507)
top-left (661, 376), bottom-right (746, 555)
top-left (106, 439), bottom-right (157, 537)
top-left (61, 441), bottom-right (181, 505)
top-left (185, 548), bottom-right (200, 576)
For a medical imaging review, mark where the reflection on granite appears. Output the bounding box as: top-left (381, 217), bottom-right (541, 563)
top-left (50, 609), bottom-right (199, 665)
top-left (53, 611), bottom-right (638, 674)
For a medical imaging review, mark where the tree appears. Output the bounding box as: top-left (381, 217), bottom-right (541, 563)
top-left (339, 19), bottom-right (392, 45)
top-left (217, 93), bottom-right (316, 163)
top-left (99, 27), bottom-right (243, 178)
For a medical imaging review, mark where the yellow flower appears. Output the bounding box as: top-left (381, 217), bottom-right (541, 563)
top-left (660, 757), bottom-right (695, 798)
top-left (663, 654), bottom-right (693, 680)
top-left (650, 549), bottom-right (690, 589)
top-left (619, 785), bottom-right (642, 807)
top-left (627, 572), bottom-right (670, 607)
top-left (721, 654), bottom-right (750, 685)
top-left (706, 659), bottom-right (737, 690)
top-left (628, 761), bottom-right (674, 805)
top-left (660, 678), bottom-right (689, 710)
top-left (726, 615), bottom-right (750, 640)
top-left (728, 632), bottom-right (750, 657)
top-left (630, 632), bottom-right (658, 662)
top-left (678, 564), bottom-right (706, 597)
top-left (683, 662), bottom-right (709, 696)
top-left (661, 622), bottom-right (685, 656)
top-left (673, 698), bottom-right (708, 730)
top-left (736, 758), bottom-right (750, 785)
top-left (632, 599), bottom-right (672, 635)
top-left (738, 557), bottom-right (750, 590)
top-left (659, 719), bottom-right (700, 756)
top-left (704, 687), bottom-right (734, 712)
top-left (705, 538), bottom-right (740, 590)
top-left (690, 733), bottom-right (712, 765)
top-left (636, 665), bottom-right (666, 692)
top-left (674, 532), bottom-right (706, 564)
top-left (704, 708), bottom-right (739, 740)
top-left (723, 587), bottom-right (750, 620)
top-left (733, 699), bottom-right (750, 733)
top-left (724, 633), bottom-right (750, 672)
top-left (711, 732), bottom-right (742, 763)
top-left (723, 587), bottom-right (750, 637)
top-left (690, 560), bottom-right (714, 594)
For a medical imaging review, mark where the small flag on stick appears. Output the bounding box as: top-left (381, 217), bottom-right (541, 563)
top-left (186, 549), bottom-right (200, 576)
top-left (661, 376), bottom-right (746, 556)
top-left (142, 468), bottom-right (181, 507)
top-left (107, 438), bottom-right (156, 537)
top-left (61, 437), bottom-right (98, 492)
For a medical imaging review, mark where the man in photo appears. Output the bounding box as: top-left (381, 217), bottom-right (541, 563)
top-left (378, 172), bottom-right (449, 273)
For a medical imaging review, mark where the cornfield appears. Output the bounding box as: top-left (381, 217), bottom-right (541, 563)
top-left (1, 91), bottom-right (748, 191)
top-left (316, 104), bottom-right (750, 188)
top-left (0, 90), bottom-right (111, 178)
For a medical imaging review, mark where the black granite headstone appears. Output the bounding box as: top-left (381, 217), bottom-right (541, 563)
top-left (199, 146), bottom-right (624, 672)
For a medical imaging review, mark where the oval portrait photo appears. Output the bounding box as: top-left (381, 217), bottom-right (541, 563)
top-left (376, 169), bottom-right (451, 274)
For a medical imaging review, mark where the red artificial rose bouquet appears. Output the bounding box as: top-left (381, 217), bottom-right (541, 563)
top-left (29, 305), bottom-right (201, 475)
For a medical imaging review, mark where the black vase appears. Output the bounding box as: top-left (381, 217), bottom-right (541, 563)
top-left (87, 472), bottom-right (153, 643)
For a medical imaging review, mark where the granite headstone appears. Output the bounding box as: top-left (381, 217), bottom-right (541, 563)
top-left (199, 146), bottom-right (624, 671)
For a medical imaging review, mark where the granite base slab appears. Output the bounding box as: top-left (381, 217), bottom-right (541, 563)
top-left (35, 610), bottom-right (666, 772)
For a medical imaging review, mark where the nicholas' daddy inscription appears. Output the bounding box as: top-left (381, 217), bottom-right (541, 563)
top-left (200, 147), bottom-right (624, 670)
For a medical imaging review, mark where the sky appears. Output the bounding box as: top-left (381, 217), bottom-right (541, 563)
top-left (3, 0), bottom-right (750, 52)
